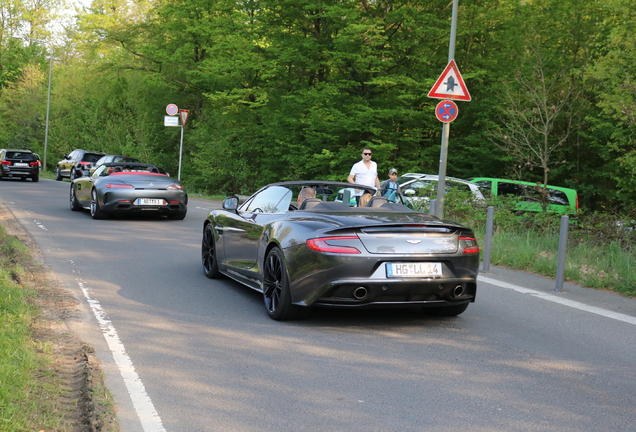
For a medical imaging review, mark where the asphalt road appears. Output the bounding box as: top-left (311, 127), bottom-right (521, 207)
top-left (1, 178), bottom-right (636, 432)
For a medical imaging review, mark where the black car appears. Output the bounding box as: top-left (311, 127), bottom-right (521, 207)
top-left (55, 149), bottom-right (106, 181)
top-left (202, 181), bottom-right (479, 320)
top-left (0, 149), bottom-right (40, 182)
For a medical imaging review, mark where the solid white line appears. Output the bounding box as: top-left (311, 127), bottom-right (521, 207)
top-left (479, 275), bottom-right (636, 326)
top-left (77, 281), bottom-right (167, 432)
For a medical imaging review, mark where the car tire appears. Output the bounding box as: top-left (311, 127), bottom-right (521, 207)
top-left (70, 186), bottom-right (82, 211)
top-left (202, 224), bottom-right (221, 278)
top-left (90, 189), bottom-right (107, 219)
top-left (55, 167), bottom-right (62, 181)
top-left (31, 175), bottom-right (39, 182)
top-left (424, 302), bottom-right (469, 317)
top-left (262, 247), bottom-right (310, 320)
top-left (70, 168), bottom-right (77, 180)
top-left (20, 176), bottom-right (27, 181)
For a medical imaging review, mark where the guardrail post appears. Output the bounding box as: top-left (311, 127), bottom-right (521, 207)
top-left (555, 215), bottom-right (569, 292)
top-left (482, 206), bottom-right (494, 272)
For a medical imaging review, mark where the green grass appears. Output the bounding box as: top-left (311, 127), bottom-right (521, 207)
top-left (0, 227), bottom-right (60, 431)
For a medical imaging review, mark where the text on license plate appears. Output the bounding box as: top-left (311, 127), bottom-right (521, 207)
top-left (14, 162), bottom-right (29, 167)
top-left (135, 198), bottom-right (166, 206)
top-left (386, 262), bottom-right (443, 277)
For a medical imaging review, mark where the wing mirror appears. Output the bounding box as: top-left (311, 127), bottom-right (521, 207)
top-left (223, 196), bottom-right (239, 212)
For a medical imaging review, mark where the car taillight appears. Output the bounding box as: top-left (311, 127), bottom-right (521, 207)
top-left (459, 236), bottom-right (479, 254)
top-left (79, 161), bottom-right (92, 167)
top-left (306, 236), bottom-right (361, 254)
top-left (29, 161), bottom-right (39, 167)
top-left (167, 184), bottom-right (184, 190)
top-left (105, 184), bottom-right (134, 189)
top-left (1, 160), bottom-right (11, 166)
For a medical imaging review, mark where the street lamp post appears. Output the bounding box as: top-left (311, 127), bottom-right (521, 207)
top-left (15, 36), bottom-right (52, 172)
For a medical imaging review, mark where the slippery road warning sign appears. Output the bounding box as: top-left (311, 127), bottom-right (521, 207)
top-left (428, 59), bottom-right (471, 101)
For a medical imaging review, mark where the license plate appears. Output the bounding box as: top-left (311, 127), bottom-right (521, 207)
top-left (14, 162), bottom-right (28, 167)
top-left (386, 262), bottom-right (443, 277)
top-left (135, 198), bottom-right (166, 206)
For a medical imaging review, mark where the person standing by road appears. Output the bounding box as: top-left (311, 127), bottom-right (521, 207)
top-left (380, 168), bottom-right (400, 202)
top-left (347, 147), bottom-right (381, 204)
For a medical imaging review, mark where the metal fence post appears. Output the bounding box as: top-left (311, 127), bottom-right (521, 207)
top-left (482, 206), bottom-right (494, 272)
top-left (555, 215), bottom-right (569, 292)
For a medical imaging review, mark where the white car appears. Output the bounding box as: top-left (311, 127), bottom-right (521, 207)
top-left (397, 173), bottom-right (485, 207)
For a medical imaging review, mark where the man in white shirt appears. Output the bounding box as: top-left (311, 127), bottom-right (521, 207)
top-left (347, 148), bottom-right (381, 203)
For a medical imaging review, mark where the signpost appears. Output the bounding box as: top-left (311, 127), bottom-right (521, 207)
top-left (427, 0), bottom-right (470, 220)
top-left (164, 104), bottom-right (189, 180)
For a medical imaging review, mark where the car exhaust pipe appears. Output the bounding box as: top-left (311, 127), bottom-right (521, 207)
top-left (353, 287), bottom-right (368, 300)
top-left (451, 285), bottom-right (464, 298)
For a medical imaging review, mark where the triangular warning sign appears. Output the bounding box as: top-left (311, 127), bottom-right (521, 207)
top-left (427, 59), bottom-right (471, 101)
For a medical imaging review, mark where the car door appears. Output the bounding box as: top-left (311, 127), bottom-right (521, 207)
top-left (220, 186), bottom-right (293, 284)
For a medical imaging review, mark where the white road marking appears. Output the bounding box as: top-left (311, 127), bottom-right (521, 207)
top-left (479, 275), bottom-right (636, 326)
top-left (33, 219), bottom-right (48, 231)
top-left (77, 280), bottom-right (166, 432)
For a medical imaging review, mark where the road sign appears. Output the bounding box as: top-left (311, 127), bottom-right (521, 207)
top-left (166, 104), bottom-right (179, 116)
top-left (435, 100), bottom-right (459, 122)
top-left (428, 59), bottom-right (471, 101)
top-left (164, 116), bottom-right (179, 127)
top-left (179, 109), bottom-right (190, 127)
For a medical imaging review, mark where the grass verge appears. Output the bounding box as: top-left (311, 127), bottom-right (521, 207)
top-left (0, 226), bottom-right (60, 430)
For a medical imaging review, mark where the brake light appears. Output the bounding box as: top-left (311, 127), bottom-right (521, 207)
top-left (79, 161), bottom-right (92, 166)
top-left (29, 161), bottom-right (39, 167)
top-left (459, 236), bottom-right (479, 254)
top-left (167, 184), bottom-right (184, 190)
top-left (1, 160), bottom-right (11, 166)
top-left (306, 236), bottom-right (361, 254)
top-left (105, 184), bottom-right (134, 189)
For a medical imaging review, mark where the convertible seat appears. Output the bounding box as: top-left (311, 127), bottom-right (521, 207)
top-left (367, 196), bottom-right (389, 207)
top-left (299, 198), bottom-right (323, 210)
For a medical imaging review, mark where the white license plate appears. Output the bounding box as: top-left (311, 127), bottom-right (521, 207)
top-left (14, 162), bottom-right (28, 167)
top-left (386, 262), bottom-right (443, 278)
top-left (135, 198), bottom-right (166, 206)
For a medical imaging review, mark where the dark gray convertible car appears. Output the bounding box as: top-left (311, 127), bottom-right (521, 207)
top-left (70, 162), bottom-right (187, 220)
top-left (202, 181), bottom-right (479, 320)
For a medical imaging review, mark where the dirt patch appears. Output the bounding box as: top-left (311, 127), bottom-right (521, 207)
top-left (0, 202), bottom-right (119, 432)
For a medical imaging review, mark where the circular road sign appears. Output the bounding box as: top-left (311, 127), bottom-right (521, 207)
top-left (435, 100), bottom-right (459, 123)
top-left (166, 104), bottom-right (179, 116)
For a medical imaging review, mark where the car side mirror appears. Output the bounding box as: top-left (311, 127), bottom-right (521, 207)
top-left (63, 154), bottom-right (69, 159)
top-left (223, 196), bottom-right (239, 212)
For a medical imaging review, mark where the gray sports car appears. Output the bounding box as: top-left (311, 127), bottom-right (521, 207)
top-left (69, 162), bottom-right (187, 220)
top-left (202, 181), bottom-right (479, 320)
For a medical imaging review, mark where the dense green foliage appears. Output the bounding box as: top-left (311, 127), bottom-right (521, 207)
top-left (1, 0), bottom-right (635, 212)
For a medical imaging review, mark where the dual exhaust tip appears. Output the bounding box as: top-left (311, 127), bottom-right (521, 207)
top-left (351, 284), bottom-right (465, 301)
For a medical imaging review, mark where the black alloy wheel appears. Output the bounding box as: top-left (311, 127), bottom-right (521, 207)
top-left (55, 166), bottom-right (62, 181)
top-left (70, 186), bottom-right (82, 211)
top-left (262, 247), bottom-right (309, 320)
top-left (90, 189), bottom-right (107, 219)
top-left (202, 224), bottom-right (221, 278)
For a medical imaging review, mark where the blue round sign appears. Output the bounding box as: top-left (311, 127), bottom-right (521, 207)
top-left (166, 104), bottom-right (179, 116)
top-left (435, 100), bottom-right (458, 123)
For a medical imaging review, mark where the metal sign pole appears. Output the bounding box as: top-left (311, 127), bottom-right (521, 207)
top-left (178, 124), bottom-right (184, 181)
top-left (434, 0), bottom-right (459, 219)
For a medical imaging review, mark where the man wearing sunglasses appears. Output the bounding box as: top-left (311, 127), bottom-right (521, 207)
top-left (347, 147), bottom-right (381, 204)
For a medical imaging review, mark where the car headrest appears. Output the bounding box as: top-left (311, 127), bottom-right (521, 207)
top-left (299, 198), bottom-right (323, 210)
